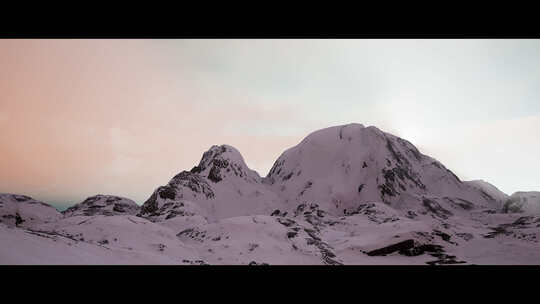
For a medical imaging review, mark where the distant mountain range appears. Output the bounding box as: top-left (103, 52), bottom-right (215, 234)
top-left (1, 123), bottom-right (539, 265)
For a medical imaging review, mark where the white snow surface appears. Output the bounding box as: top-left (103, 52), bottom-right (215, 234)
top-left (1, 124), bottom-right (539, 265)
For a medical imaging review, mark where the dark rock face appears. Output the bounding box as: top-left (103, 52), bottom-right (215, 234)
top-left (138, 171), bottom-right (214, 218)
top-left (140, 192), bottom-right (159, 215)
top-left (302, 227), bottom-right (342, 265)
top-left (396, 137), bottom-right (423, 162)
top-left (177, 227), bottom-right (207, 242)
top-left (190, 166), bottom-right (202, 174)
top-left (378, 184), bottom-right (398, 198)
top-left (158, 186), bottom-right (176, 200)
top-left (367, 239), bottom-right (415, 256)
top-left (287, 231), bottom-right (297, 238)
top-left (276, 217), bottom-right (296, 227)
top-left (205, 158), bottom-right (230, 183)
top-left (267, 159), bottom-right (285, 181)
top-left (378, 139), bottom-right (427, 204)
top-left (367, 240), bottom-right (463, 264)
top-left (376, 139), bottom-right (426, 203)
top-left (399, 243), bottom-right (447, 258)
top-left (139, 191), bottom-right (196, 220)
top-left (343, 203), bottom-right (398, 224)
top-left (208, 166), bottom-right (223, 183)
top-left (15, 213), bottom-right (24, 226)
top-left (194, 145), bottom-right (252, 182)
top-left (483, 216), bottom-right (540, 242)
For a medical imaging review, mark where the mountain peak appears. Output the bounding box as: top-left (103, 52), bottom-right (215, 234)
top-left (190, 144), bottom-right (260, 183)
top-left (265, 123), bottom-right (496, 215)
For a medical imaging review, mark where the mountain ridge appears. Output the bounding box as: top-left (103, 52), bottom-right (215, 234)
top-left (2, 123), bottom-right (539, 265)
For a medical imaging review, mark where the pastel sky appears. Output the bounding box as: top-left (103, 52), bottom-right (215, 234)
top-left (1, 39), bottom-right (539, 209)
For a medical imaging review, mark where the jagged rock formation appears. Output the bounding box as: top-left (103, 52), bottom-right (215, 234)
top-left (62, 194), bottom-right (140, 217)
top-left (139, 145), bottom-right (286, 221)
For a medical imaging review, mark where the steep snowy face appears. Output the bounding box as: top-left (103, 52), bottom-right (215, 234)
top-left (0, 193), bottom-right (62, 228)
top-left (503, 192), bottom-right (540, 214)
top-left (465, 180), bottom-right (509, 209)
top-left (62, 195), bottom-right (140, 217)
top-left (265, 123), bottom-right (499, 216)
top-left (139, 145), bottom-right (285, 221)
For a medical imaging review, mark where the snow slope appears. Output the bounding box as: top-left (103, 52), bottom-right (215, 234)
top-left (0, 215), bottom-right (200, 265)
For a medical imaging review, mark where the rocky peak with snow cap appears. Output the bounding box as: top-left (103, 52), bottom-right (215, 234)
top-left (62, 194), bottom-right (140, 217)
top-left (139, 144), bottom-right (285, 221)
top-left (190, 145), bottom-right (261, 183)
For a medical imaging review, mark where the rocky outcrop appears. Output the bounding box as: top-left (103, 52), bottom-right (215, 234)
top-left (62, 195), bottom-right (140, 217)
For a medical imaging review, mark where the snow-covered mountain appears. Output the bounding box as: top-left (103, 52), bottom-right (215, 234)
top-left (0, 193), bottom-right (62, 229)
top-left (62, 194), bottom-right (140, 217)
top-left (139, 145), bottom-right (286, 222)
top-left (264, 124), bottom-right (500, 217)
top-left (503, 191), bottom-right (540, 214)
top-left (1, 123), bottom-right (539, 265)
